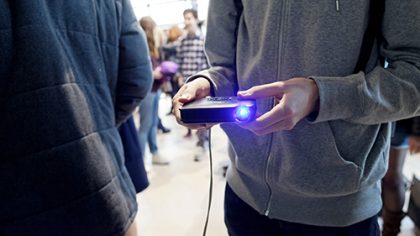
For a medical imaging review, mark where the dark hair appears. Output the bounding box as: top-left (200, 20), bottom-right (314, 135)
top-left (183, 8), bottom-right (198, 20)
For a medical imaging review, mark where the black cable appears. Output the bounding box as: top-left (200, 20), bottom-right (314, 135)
top-left (202, 127), bottom-right (213, 236)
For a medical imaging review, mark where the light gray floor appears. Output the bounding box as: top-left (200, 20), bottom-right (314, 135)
top-left (134, 94), bottom-right (420, 236)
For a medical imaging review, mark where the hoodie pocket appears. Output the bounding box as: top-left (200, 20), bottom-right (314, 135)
top-left (274, 120), bottom-right (363, 197)
top-left (221, 123), bottom-right (271, 180)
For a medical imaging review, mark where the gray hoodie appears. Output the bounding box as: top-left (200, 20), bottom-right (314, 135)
top-left (193, 0), bottom-right (420, 226)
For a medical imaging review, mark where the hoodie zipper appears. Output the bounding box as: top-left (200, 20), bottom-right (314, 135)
top-left (335, 0), bottom-right (340, 12)
top-left (264, 0), bottom-right (288, 217)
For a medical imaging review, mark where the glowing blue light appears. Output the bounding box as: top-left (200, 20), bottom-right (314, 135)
top-left (235, 105), bottom-right (251, 121)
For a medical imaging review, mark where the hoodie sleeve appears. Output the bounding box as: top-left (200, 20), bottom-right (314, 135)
top-left (188, 0), bottom-right (243, 96)
top-left (310, 0), bottom-right (420, 124)
top-left (115, 0), bottom-right (153, 126)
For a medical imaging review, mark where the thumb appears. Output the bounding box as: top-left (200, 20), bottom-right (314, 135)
top-left (177, 87), bottom-right (194, 103)
top-left (238, 81), bottom-right (285, 99)
top-left (177, 80), bottom-right (206, 103)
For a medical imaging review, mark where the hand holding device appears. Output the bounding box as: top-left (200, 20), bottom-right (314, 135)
top-left (237, 77), bottom-right (319, 136)
top-left (172, 77), bottom-right (212, 128)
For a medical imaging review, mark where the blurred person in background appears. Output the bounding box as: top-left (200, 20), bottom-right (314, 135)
top-left (162, 25), bottom-right (184, 62)
top-left (161, 25), bottom-right (183, 106)
top-left (161, 25), bottom-right (184, 114)
top-left (139, 16), bottom-right (171, 165)
top-left (381, 117), bottom-right (420, 236)
top-left (176, 8), bottom-right (210, 161)
top-left (0, 0), bottom-right (152, 235)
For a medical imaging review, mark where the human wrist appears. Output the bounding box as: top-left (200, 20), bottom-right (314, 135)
top-left (307, 78), bottom-right (320, 120)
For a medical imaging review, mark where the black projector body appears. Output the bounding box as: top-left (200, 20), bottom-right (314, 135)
top-left (179, 97), bottom-right (257, 124)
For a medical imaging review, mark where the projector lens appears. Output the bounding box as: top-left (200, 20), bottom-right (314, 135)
top-left (235, 105), bottom-right (251, 122)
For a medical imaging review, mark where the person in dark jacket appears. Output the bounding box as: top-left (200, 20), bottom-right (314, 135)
top-left (0, 1), bottom-right (153, 235)
top-left (119, 116), bottom-right (150, 194)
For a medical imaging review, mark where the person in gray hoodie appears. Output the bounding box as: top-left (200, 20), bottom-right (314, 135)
top-left (0, 0), bottom-right (152, 235)
top-left (173, 0), bottom-right (420, 235)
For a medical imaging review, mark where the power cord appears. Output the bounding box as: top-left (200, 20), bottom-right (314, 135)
top-left (202, 127), bottom-right (213, 236)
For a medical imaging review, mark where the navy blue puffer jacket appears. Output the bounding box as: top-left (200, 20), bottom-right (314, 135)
top-left (0, 0), bottom-right (152, 235)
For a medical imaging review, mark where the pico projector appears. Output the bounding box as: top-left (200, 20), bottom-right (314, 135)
top-left (179, 96), bottom-right (257, 124)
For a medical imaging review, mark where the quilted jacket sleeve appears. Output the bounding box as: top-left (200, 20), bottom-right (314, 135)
top-left (115, 0), bottom-right (153, 126)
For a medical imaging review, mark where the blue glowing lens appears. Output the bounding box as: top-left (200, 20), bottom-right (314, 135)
top-left (235, 105), bottom-right (250, 121)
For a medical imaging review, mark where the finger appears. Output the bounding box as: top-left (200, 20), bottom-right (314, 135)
top-left (172, 86), bottom-right (213, 129)
top-left (172, 86), bottom-right (188, 118)
top-left (172, 85), bottom-right (187, 104)
top-left (237, 98), bottom-right (297, 135)
top-left (240, 98), bottom-right (292, 132)
top-left (239, 111), bottom-right (280, 132)
top-left (237, 81), bottom-right (285, 99)
top-left (172, 101), bottom-right (209, 129)
top-left (178, 80), bottom-right (211, 104)
top-left (254, 101), bottom-right (292, 129)
top-left (176, 84), bottom-right (196, 103)
top-left (172, 100), bottom-right (183, 124)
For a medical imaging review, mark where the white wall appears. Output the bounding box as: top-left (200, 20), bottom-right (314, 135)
top-left (130, 0), bottom-right (209, 28)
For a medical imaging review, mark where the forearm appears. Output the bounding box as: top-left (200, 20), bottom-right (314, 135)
top-left (311, 1), bottom-right (420, 124)
top-left (200, 0), bottom-right (243, 96)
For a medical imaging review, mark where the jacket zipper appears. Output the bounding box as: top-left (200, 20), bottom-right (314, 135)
top-left (264, 0), bottom-right (288, 216)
